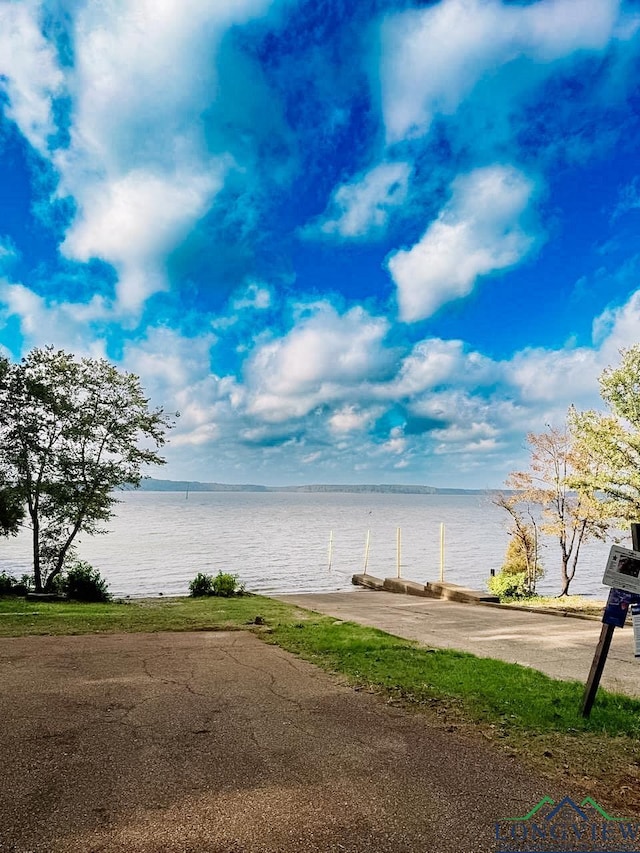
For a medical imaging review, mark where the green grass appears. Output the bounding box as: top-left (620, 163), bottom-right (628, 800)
top-left (0, 594), bottom-right (297, 636)
top-left (266, 616), bottom-right (640, 737)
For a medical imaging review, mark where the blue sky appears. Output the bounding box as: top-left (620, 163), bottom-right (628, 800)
top-left (1, 0), bottom-right (640, 487)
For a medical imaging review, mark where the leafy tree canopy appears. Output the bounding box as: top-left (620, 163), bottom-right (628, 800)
top-left (0, 347), bottom-right (172, 592)
top-left (500, 420), bottom-right (610, 596)
top-left (571, 345), bottom-right (640, 524)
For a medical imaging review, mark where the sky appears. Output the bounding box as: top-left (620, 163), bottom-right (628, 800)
top-left (1, 0), bottom-right (640, 488)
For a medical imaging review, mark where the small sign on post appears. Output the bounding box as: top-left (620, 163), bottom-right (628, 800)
top-left (602, 546), bottom-right (640, 595)
top-left (602, 587), bottom-right (635, 628)
top-left (581, 523), bottom-right (640, 717)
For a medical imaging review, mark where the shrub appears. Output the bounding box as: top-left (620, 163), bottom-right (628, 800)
top-left (491, 523), bottom-right (543, 599)
top-left (0, 572), bottom-right (17, 596)
top-left (61, 560), bottom-right (111, 602)
top-left (189, 571), bottom-right (245, 597)
top-left (0, 572), bottom-right (30, 596)
top-left (14, 574), bottom-right (31, 596)
top-left (488, 570), bottom-right (532, 602)
top-left (212, 571), bottom-right (244, 597)
top-left (189, 572), bottom-right (214, 597)
top-left (502, 530), bottom-right (543, 580)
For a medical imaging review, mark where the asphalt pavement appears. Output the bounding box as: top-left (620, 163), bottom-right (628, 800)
top-left (1, 630), bottom-right (580, 853)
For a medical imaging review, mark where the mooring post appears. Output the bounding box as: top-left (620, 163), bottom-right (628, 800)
top-left (363, 529), bottom-right (370, 574)
top-left (581, 523), bottom-right (640, 717)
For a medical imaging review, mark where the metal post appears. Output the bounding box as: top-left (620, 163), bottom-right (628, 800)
top-left (363, 530), bottom-right (370, 574)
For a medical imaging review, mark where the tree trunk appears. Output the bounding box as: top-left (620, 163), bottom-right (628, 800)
top-left (559, 553), bottom-right (571, 596)
top-left (43, 567), bottom-right (62, 593)
top-left (43, 514), bottom-right (86, 592)
top-left (44, 538), bottom-right (75, 592)
top-left (31, 513), bottom-right (42, 593)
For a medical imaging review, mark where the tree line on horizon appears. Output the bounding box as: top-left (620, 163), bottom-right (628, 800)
top-left (136, 479), bottom-right (495, 494)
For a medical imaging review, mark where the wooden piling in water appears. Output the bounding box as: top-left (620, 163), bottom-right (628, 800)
top-left (363, 529), bottom-right (370, 574)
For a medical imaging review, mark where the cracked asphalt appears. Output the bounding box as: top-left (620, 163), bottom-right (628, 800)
top-left (1, 631), bottom-right (585, 853)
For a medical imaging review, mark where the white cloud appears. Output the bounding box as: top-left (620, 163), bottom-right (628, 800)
top-left (65, 0), bottom-right (272, 172)
top-left (593, 289), bottom-right (640, 356)
top-left (0, 0), bottom-right (64, 153)
top-left (50, 0), bottom-right (275, 314)
top-left (388, 165), bottom-right (538, 322)
top-left (507, 347), bottom-right (600, 405)
top-left (430, 420), bottom-right (499, 445)
top-left (0, 280), bottom-right (109, 357)
top-left (245, 303), bottom-right (394, 422)
top-left (61, 167), bottom-right (225, 312)
top-left (122, 326), bottom-right (216, 391)
top-left (121, 326), bottom-right (249, 453)
top-left (232, 281), bottom-right (273, 311)
top-left (0, 284), bottom-right (239, 454)
top-left (501, 292), bottom-right (640, 421)
top-left (329, 406), bottom-right (376, 434)
top-left (4, 272), bottom-right (640, 487)
top-left (0, 278), bottom-right (612, 478)
top-left (382, 427), bottom-right (407, 455)
top-left (391, 338), bottom-right (496, 396)
top-left (380, 0), bottom-right (623, 144)
top-left (306, 162), bottom-right (411, 239)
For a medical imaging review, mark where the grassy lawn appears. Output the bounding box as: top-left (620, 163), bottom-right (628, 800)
top-left (0, 594), bottom-right (297, 636)
top-left (1, 593), bottom-right (638, 813)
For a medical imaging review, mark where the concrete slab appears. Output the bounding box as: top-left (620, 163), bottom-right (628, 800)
top-left (381, 577), bottom-right (428, 597)
top-left (353, 574), bottom-right (499, 603)
top-left (276, 589), bottom-right (640, 698)
top-left (0, 630), bottom-right (567, 853)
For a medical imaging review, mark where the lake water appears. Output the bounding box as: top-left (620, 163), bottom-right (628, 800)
top-left (0, 491), bottom-right (621, 599)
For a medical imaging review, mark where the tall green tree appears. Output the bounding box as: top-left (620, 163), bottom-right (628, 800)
top-left (0, 347), bottom-right (171, 592)
top-left (501, 420), bottom-right (610, 596)
top-left (571, 346), bottom-right (640, 523)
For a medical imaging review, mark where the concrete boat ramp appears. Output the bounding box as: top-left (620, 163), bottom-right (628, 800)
top-left (275, 587), bottom-right (640, 699)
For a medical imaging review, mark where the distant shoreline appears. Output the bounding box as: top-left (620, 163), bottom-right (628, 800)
top-left (134, 478), bottom-right (507, 496)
